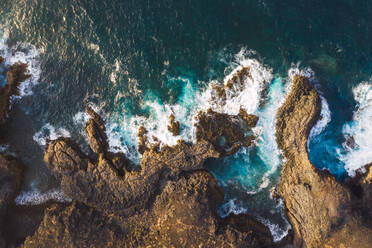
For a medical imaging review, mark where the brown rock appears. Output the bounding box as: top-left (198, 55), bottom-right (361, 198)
top-left (27, 109), bottom-right (276, 247)
top-left (0, 62), bottom-right (31, 123)
top-left (0, 56), bottom-right (3, 65)
top-left (85, 107), bottom-right (109, 155)
top-left (195, 109), bottom-right (255, 156)
top-left (167, 114), bottom-right (180, 136)
top-left (239, 108), bottom-right (259, 127)
top-left (276, 75), bottom-right (372, 247)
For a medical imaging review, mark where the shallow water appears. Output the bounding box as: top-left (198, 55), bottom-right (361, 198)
top-left (1, 0), bottom-right (372, 241)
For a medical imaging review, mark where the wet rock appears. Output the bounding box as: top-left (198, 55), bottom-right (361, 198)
top-left (85, 106), bottom-right (109, 155)
top-left (137, 126), bottom-right (148, 155)
top-left (195, 109), bottom-right (255, 156)
top-left (0, 56), bottom-right (3, 65)
top-left (0, 62), bottom-right (31, 123)
top-left (28, 109), bottom-right (277, 247)
top-left (276, 75), bottom-right (372, 247)
top-left (212, 66), bottom-right (252, 102)
top-left (239, 107), bottom-right (259, 127)
top-left (345, 135), bottom-right (357, 149)
top-left (167, 114), bottom-right (180, 136)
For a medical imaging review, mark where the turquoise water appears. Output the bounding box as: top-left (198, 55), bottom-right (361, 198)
top-left (1, 0), bottom-right (372, 240)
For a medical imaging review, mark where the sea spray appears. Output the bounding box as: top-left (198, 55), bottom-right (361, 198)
top-left (0, 29), bottom-right (41, 97)
top-left (15, 188), bottom-right (72, 205)
top-left (339, 82), bottom-right (372, 176)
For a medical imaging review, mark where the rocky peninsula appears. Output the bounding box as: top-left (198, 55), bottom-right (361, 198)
top-left (276, 75), bottom-right (372, 247)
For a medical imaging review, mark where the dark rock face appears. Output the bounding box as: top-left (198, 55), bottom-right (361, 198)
top-left (0, 154), bottom-right (23, 220)
top-left (195, 109), bottom-right (256, 156)
top-left (0, 62), bottom-right (31, 123)
top-left (276, 75), bottom-right (372, 247)
top-left (24, 108), bottom-right (275, 247)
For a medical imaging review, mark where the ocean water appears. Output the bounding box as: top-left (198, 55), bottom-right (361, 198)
top-left (1, 0), bottom-right (372, 241)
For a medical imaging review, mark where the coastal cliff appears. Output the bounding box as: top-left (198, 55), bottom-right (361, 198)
top-left (276, 75), bottom-right (372, 247)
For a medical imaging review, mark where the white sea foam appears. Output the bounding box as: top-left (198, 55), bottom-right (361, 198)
top-left (310, 95), bottom-right (331, 138)
top-left (339, 82), bottom-right (372, 176)
top-left (15, 189), bottom-right (72, 205)
top-left (0, 144), bottom-right (9, 152)
top-left (0, 30), bottom-right (41, 97)
top-left (33, 123), bottom-right (71, 146)
top-left (219, 199), bottom-right (248, 218)
top-left (197, 54), bottom-right (273, 115)
top-left (103, 48), bottom-right (275, 164)
top-left (257, 199), bottom-right (291, 242)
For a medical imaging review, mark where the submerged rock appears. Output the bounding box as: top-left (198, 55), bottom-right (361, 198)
top-left (24, 107), bottom-right (276, 247)
top-left (276, 75), bottom-right (372, 247)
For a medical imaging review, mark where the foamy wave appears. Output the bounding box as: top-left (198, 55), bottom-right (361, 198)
top-left (197, 54), bottom-right (273, 115)
top-left (339, 82), bottom-right (372, 176)
top-left (33, 123), bottom-right (71, 146)
top-left (257, 199), bottom-right (291, 242)
top-left (288, 64), bottom-right (315, 82)
top-left (0, 30), bottom-right (41, 96)
top-left (310, 96), bottom-right (331, 139)
top-left (219, 199), bottom-right (248, 218)
top-left (104, 49), bottom-right (275, 163)
top-left (15, 189), bottom-right (72, 205)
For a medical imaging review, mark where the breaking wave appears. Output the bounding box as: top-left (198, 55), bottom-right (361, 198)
top-left (15, 189), bottom-right (72, 205)
top-left (0, 29), bottom-right (41, 97)
top-left (339, 82), bottom-right (372, 176)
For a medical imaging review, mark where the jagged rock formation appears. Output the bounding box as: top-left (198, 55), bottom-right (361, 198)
top-left (0, 58), bottom-right (31, 123)
top-left (195, 109), bottom-right (257, 156)
top-left (276, 75), bottom-right (372, 247)
top-left (23, 108), bottom-right (275, 247)
top-left (167, 114), bottom-right (180, 136)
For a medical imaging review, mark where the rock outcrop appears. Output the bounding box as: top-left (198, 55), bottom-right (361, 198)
top-left (0, 60), bottom-right (31, 123)
top-left (276, 75), bottom-right (372, 247)
top-left (23, 108), bottom-right (275, 247)
top-left (167, 114), bottom-right (180, 136)
top-left (195, 109), bottom-right (257, 156)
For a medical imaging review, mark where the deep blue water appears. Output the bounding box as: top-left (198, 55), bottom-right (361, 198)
top-left (1, 0), bottom-right (372, 241)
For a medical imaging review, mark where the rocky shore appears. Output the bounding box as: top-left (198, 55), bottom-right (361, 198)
top-left (1, 57), bottom-right (372, 247)
top-left (21, 106), bottom-right (275, 247)
top-left (276, 75), bottom-right (372, 247)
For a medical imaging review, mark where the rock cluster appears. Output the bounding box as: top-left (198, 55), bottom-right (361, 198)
top-left (22, 107), bottom-right (275, 247)
top-left (276, 75), bottom-right (372, 247)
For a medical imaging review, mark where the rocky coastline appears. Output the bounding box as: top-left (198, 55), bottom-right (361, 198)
top-left (0, 58), bottom-right (372, 247)
top-left (276, 75), bottom-right (372, 247)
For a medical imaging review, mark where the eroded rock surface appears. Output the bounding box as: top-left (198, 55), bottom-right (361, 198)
top-left (195, 109), bottom-right (256, 156)
top-left (23, 108), bottom-right (275, 247)
top-left (276, 75), bottom-right (372, 247)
